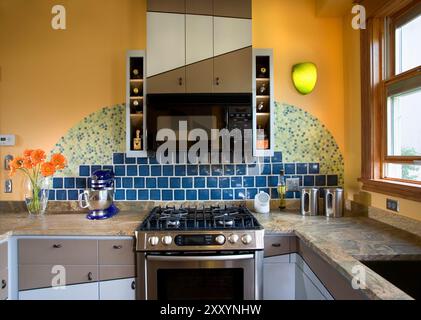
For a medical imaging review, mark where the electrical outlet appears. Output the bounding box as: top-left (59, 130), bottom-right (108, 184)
top-left (286, 178), bottom-right (300, 192)
top-left (386, 199), bottom-right (399, 212)
top-left (4, 179), bottom-right (12, 193)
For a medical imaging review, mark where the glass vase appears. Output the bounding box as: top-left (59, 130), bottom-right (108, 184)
top-left (23, 176), bottom-right (51, 216)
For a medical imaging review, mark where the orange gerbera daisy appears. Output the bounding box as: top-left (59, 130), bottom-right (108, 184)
top-left (41, 162), bottom-right (56, 177)
top-left (23, 157), bottom-right (34, 169)
top-left (23, 149), bottom-right (34, 158)
top-left (51, 153), bottom-right (67, 170)
top-left (8, 157), bottom-right (24, 177)
top-left (30, 149), bottom-right (46, 165)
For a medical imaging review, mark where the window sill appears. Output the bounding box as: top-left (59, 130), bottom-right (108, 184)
top-left (360, 178), bottom-right (421, 202)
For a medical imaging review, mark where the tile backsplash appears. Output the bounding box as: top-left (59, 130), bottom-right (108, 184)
top-left (49, 152), bottom-right (339, 201)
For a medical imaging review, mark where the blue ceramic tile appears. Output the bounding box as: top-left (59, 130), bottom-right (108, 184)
top-left (304, 176), bottom-right (315, 187)
top-left (150, 190), bottom-right (161, 200)
top-left (162, 190), bottom-right (173, 201)
top-left (163, 165), bottom-right (174, 176)
top-left (174, 190), bottom-right (185, 201)
top-left (170, 178), bottom-right (181, 189)
top-left (56, 190), bottom-right (67, 201)
top-left (295, 192), bottom-right (301, 199)
top-left (199, 165), bottom-right (211, 176)
top-left (114, 165), bottom-right (126, 176)
top-left (48, 190), bottom-right (55, 201)
top-left (115, 178), bottom-right (122, 188)
top-left (219, 177), bottom-right (230, 188)
top-left (259, 188), bottom-right (270, 195)
top-left (297, 163), bottom-right (308, 174)
top-left (235, 189), bottom-right (246, 200)
top-left (127, 165), bottom-right (138, 176)
top-left (125, 155), bottom-right (136, 164)
top-left (199, 189), bottom-right (210, 200)
top-left (211, 189), bottom-right (222, 200)
top-left (207, 177), bottom-right (218, 188)
top-left (246, 188), bottom-right (258, 199)
top-left (224, 165), bottom-right (235, 176)
top-left (75, 178), bottom-right (87, 189)
top-left (91, 165), bottom-right (102, 175)
top-left (138, 165), bottom-right (150, 176)
top-left (261, 164), bottom-right (271, 175)
top-left (187, 165), bottom-right (198, 176)
top-left (286, 191), bottom-right (295, 199)
top-left (194, 177), bottom-right (206, 188)
top-left (263, 157), bottom-right (271, 163)
top-left (151, 166), bottom-right (162, 176)
top-left (327, 175), bottom-right (339, 186)
top-left (158, 177), bottom-right (169, 188)
top-left (182, 177), bottom-right (193, 188)
top-left (186, 190), bottom-right (197, 200)
top-left (138, 190), bottom-right (149, 200)
top-left (223, 189), bottom-right (234, 200)
top-left (126, 190), bottom-right (137, 201)
top-left (102, 165), bottom-right (114, 172)
top-left (122, 178), bottom-right (133, 188)
top-left (134, 178), bottom-right (145, 188)
top-left (79, 166), bottom-right (90, 177)
top-left (53, 178), bottom-right (63, 189)
top-left (113, 153), bottom-right (124, 164)
top-left (211, 165), bottom-right (223, 176)
top-left (309, 163), bottom-right (320, 174)
top-left (256, 176), bottom-right (267, 188)
top-left (285, 164), bottom-right (296, 175)
top-left (115, 190), bottom-right (125, 201)
top-left (149, 157), bottom-right (159, 165)
top-left (316, 175), bottom-right (326, 186)
top-left (272, 152), bottom-right (283, 163)
top-left (236, 164), bottom-right (246, 176)
top-left (268, 176), bottom-right (278, 187)
top-left (175, 165), bottom-right (186, 176)
top-left (146, 178), bottom-right (157, 188)
top-left (137, 158), bottom-right (148, 164)
top-left (271, 188), bottom-right (279, 199)
top-left (243, 177), bottom-right (255, 188)
top-left (231, 177), bottom-right (242, 188)
top-left (68, 190), bottom-right (79, 200)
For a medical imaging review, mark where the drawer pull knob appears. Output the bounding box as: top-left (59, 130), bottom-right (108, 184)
top-left (113, 245), bottom-right (123, 250)
top-left (88, 272), bottom-right (93, 281)
top-left (53, 244), bottom-right (62, 249)
top-left (1, 280), bottom-right (6, 289)
top-left (272, 243), bottom-right (282, 248)
top-left (131, 280), bottom-right (136, 290)
top-left (178, 77), bottom-right (183, 86)
top-left (216, 77), bottom-right (220, 86)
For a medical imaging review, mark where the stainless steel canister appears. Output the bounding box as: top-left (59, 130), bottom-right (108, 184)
top-left (324, 188), bottom-right (344, 218)
top-left (300, 188), bottom-right (319, 216)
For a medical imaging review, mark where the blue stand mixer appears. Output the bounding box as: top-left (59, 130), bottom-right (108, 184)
top-left (78, 169), bottom-right (119, 220)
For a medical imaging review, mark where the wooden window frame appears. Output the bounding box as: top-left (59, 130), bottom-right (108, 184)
top-left (360, 0), bottom-right (421, 202)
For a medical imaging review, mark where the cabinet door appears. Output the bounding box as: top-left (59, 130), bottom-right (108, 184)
top-left (147, 12), bottom-right (186, 78)
top-left (213, 0), bottom-right (252, 19)
top-left (99, 278), bottom-right (136, 300)
top-left (147, 0), bottom-right (185, 14)
top-left (186, 59), bottom-right (214, 93)
top-left (0, 268), bottom-right (7, 300)
top-left (186, 15), bottom-right (213, 65)
top-left (0, 242), bottom-right (7, 270)
top-left (19, 282), bottom-right (99, 300)
top-left (263, 255), bottom-right (295, 300)
top-left (147, 67), bottom-right (186, 94)
top-left (214, 16), bottom-right (252, 57)
top-left (186, 0), bottom-right (213, 15)
top-left (214, 47), bottom-right (252, 93)
top-left (295, 265), bottom-right (327, 300)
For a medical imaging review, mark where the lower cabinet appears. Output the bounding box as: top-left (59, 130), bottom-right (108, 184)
top-left (99, 278), bottom-right (136, 300)
top-left (19, 282), bottom-right (99, 300)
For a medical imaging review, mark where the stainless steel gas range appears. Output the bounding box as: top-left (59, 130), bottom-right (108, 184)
top-left (135, 206), bottom-right (265, 300)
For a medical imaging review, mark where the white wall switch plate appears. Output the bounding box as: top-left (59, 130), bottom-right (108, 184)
top-left (0, 135), bottom-right (16, 146)
top-left (286, 178), bottom-right (300, 192)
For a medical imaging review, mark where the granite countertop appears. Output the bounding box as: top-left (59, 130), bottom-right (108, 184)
top-left (0, 209), bottom-right (420, 300)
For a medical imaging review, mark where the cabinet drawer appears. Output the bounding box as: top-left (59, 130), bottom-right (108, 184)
top-left (0, 242), bottom-right (7, 269)
top-left (99, 265), bottom-right (135, 281)
top-left (99, 239), bottom-right (135, 265)
top-left (0, 268), bottom-right (7, 300)
top-left (264, 235), bottom-right (293, 257)
top-left (19, 239), bottom-right (97, 265)
top-left (19, 265), bottom-right (98, 291)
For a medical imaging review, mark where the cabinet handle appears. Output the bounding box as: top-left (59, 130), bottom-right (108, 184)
top-left (113, 245), bottom-right (123, 250)
top-left (1, 279), bottom-right (6, 289)
top-left (272, 243), bottom-right (282, 248)
top-left (131, 280), bottom-right (136, 290)
top-left (53, 244), bottom-right (62, 249)
top-left (178, 77), bottom-right (183, 86)
top-left (216, 77), bottom-right (220, 86)
top-left (88, 272), bottom-right (93, 281)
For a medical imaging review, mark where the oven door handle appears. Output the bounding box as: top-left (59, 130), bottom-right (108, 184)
top-left (147, 254), bottom-right (254, 262)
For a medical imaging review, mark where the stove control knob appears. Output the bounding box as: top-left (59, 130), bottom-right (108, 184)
top-left (215, 235), bottom-right (226, 245)
top-left (162, 236), bottom-right (173, 246)
top-left (241, 234), bottom-right (253, 245)
top-left (148, 236), bottom-right (160, 246)
top-left (228, 234), bottom-right (239, 244)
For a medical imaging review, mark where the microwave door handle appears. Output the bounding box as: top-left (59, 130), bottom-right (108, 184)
top-left (147, 254), bottom-right (254, 262)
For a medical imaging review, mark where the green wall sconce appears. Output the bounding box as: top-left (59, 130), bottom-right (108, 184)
top-left (292, 62), bottom-right (318, 95)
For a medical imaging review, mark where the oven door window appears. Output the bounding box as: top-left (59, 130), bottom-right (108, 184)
top-left (157, 268), bottom-right (244, 300)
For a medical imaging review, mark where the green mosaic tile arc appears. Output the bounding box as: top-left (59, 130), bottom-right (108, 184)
top-left (274, 102), bottom-right (344, 185)
top-left (51, 105), bottom-right (126, 177)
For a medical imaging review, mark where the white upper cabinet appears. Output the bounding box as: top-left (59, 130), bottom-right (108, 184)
top-left (147, 12), bottom-right (186, 77)
top-left (213, 17), bottom-right (252, 57)
top-left (186, 15), bottom-right (214, 65)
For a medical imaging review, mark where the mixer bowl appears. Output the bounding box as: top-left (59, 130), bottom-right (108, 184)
top-left (79, 189), bottom-right (114, 212)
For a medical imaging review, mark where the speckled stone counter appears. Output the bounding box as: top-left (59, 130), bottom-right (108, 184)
top-left (0, 209), bottom-right (420, 300)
